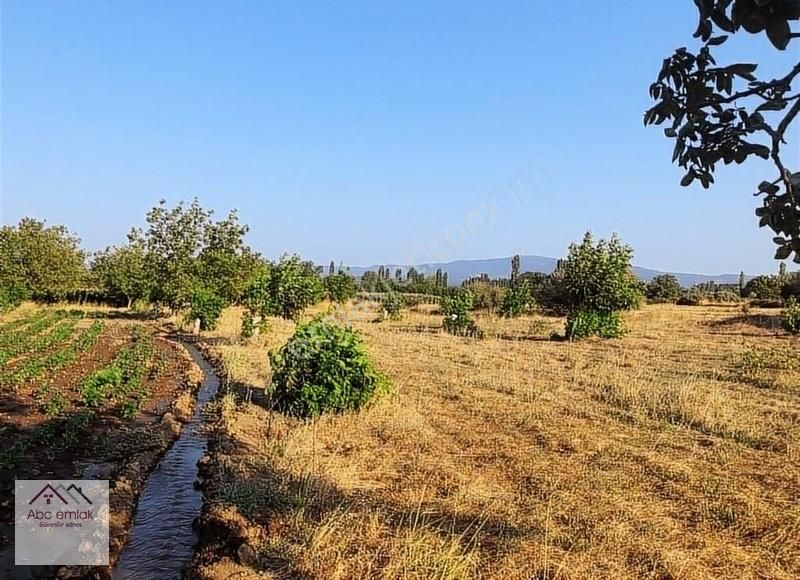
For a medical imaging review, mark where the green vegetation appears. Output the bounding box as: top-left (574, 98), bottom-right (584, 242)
top-left (647, 1), bottom-right (800, 262)
top-left (560, 233), bottom-right (642, 339)
top-left (565, 310), bottom-right (626, 339)
top-left (189, 286), bottom-right (226, 330)
top-left (0, 218), bottom-right (86, 304)
top-left (743, 275), bottom-right (784, 300)
top-left (325, 272), bottom-right (358, 304)
top-left (2, 320), bottom-right (105, 390)
top-left (782, 297), bottom-right (800, 334)
top-left (499, 280), bottom-right (534, 318)
top-left (381, 291), bottom-right (405, 321)
top-left (269, 318), bottom-right (390, 417)
top-left (441, 289), bottom-right (482, 337)
top-left (243, 254), bottom-right (323, 321)
top-left (78, 328), bottom-right (155, 415)
top-left (646, 274), bottom-right (683, 303)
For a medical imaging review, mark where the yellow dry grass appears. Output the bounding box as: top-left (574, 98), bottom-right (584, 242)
top-left (199, 303), bottom-right (800, 579)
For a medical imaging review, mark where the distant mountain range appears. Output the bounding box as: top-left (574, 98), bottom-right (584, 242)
top-left (346, 255), bottom-right (746, 287)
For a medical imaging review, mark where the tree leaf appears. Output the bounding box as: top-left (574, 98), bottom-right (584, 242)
top-left (775, 244), bottom-right (792, 260)
top-left (766, 17), bottom-right (791, 50)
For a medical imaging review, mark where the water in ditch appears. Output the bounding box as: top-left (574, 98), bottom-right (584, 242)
top-left (113, 342), bottom-right (218, 579)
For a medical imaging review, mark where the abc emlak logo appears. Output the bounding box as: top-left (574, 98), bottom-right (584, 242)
top-left (27, 483), bottom-right (95, 527)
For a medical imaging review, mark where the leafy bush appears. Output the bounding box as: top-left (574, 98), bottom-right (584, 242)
top-left (782, 297), bottom-right (800, 334)
top-left (558, 233), bottom-right (642, 338)
top-left (742, 275), bottom-right (783, 300)
top-left (646, 274), bottom-right (683, 303)
top-left (0, 282), bottom-right (29, 312)
top-left (381, 291), bottom-right (405, 320)
top-left (36, 384), bottom-right (68, 417)
top-left (269, 319), bottom-right (390, 417)
top-left (325, 272), bottom-right (357, 304)
top-left (565, 310), bottom-right (625, 339)
top-left (677, 289), bottom-right (704, 306)
top-left (80, 367), bottom-right (123, 407)
top-left (441, 289), bottom-right (482, 337)
top-left (499, 281), bottom-right (534, 318)
top-left (189, 286), bottom-right (226, 330)
top-left (464, 280), bottom-right (507, 313)
top-left (240, 312), bottom-right (270, 339)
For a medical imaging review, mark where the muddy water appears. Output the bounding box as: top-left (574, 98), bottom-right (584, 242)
top-left (113, 343), bottom-right (218, 580)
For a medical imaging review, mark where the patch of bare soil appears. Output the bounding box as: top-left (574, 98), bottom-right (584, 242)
top-left (0, 322), bottom-right (203, 580)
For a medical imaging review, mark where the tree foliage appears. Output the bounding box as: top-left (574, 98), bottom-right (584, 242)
top-left (441, 289), bottom-right (482, 337)
top-left (92, 238), bottom-right (152, 307)
top-left (499, 280), bottom-right (534, 318)
top-left (135, 199), bottom-right (259, 309)
top-left (646, 0), bottom-right (800, 261)
top-left (244, 255), bottom-right (323, 321)
top-left (189, 286), bottom-right (226, 330)
top-left (561, 233), bottom-right (643, 314)
top-left (325, 272), bottom-right (358, 304)
top-left (0, 218), bottom-right (86, 303)
top-left (646, 274), bottom-right (684, 303)
top-left (742, 274), bottom-right (784, 299)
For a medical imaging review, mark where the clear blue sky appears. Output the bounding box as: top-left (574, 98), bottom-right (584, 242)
top-left (1, 1), bottom-right (794, 274)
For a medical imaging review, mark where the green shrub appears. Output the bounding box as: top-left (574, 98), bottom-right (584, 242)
top-left (565, 310), bottom-right (626, 339)
top-left (80, 367), bottom-right (123, 407)
top-left (36, 384), bottom-right (68, 417)
top-left (189, 286), bottom-right (226, 330)
top-left (677, 290), bottom-right (704, 306)
top-left (499, 281), bottom-right (534, 318)
top-left (381, 291), bottom-right (405, 321)
top-left (269, 319), bottom-right (390, 417)
top-left (782, 297), bottom-right (800, 334)
top-left (0, 282), bottom-right (29, 312)
top-left (645, 274), bottom-right (683, 303)
top-left (441, 289), bottom-right (482, 337)
top-left (742, 275), bottom-right (783, 300)
top-left (558, 233), bottom-right (642, 338)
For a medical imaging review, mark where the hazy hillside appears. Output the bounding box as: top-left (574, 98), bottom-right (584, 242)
top-left (347, 255), bottom-right (748, 287)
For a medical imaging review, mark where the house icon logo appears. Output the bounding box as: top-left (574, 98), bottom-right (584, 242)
top-left (29, 483), bottom-right (92, 507)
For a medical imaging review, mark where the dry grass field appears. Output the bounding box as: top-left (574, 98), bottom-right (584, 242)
top-left (193, 302), bottom-right (800, 579)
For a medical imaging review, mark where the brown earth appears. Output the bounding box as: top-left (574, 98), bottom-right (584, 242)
top-left (188, 303), bottom-right (800, 580)
top-left (0, 306), bottom-right (203, 579)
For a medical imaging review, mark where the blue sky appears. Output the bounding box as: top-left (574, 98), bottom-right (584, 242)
top-left (1, 1), bottom-right (794, 274)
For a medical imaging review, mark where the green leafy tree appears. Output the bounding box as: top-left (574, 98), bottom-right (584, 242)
top-left (499, 280), bottom-right (534, 317)
top-left (196, 210), bottom-right (261, 304)
top-left (441, 289), bottom-right (481, 337)
top-left (244, 255), bottom-right (323, 321)
top-left (560, 232), bottom-right (643, 338)
top-left (743, 274), bottom-right (784, 299)
top-left (646, 274), bottom-right (684, 303)
top-left (92, 236), bottom-right (153, 307)
top-left (782, 296), bottom-right (800, 333)
top-left (646, 1), bottom-right (800, 262)
top-left (136, 199), bottom-right (256, 309)
top-left (325, 272), bottom-right (358, 304)
top-left (464, 279), bottom-right (507, 313)
top-left (0, 218), bottom-right (86, 301)
top-left (381, 291), bottom-right (405, 320)
top-left (189, 286), bottom-right (226, 330)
